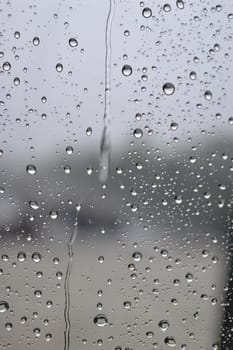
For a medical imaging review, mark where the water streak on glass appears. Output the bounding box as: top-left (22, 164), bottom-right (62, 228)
top-left (99, 0), bottom-right (115, 183)
top-left (64, 218), bottom-right (78, 350)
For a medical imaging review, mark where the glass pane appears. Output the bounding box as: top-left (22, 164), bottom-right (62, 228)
top-left (0, 1), bottom-right (233, 349)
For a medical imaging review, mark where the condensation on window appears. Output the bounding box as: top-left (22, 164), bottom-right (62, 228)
top-left (0, 1), bottom-right (233, 350)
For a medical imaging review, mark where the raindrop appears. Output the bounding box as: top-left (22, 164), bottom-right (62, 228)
top-left (13, 77), bottom-right (20, 86)
top-left (3, 62), bottom-right (11, 71)
top-left (69, 38), bottom-right (78, 47)
top-left (17, 251), bottom-right (26, 262)
top-left (29, 201), bottom-right (39, 210)
top-left (142, 7), bottom-right (152, 18)
top-left (14, 31), bottom-right (20, 39)
top-left (159, 320), bottom-right (170, 331)
top-left (66, 146), bottom-right (73, 155)
top-left (133, 128), bottom-right (143, 139)
top-left (122, 64), bottom-right (133, 77)
top-left (163, 4), bottom-right (171, 12)
top-left (33, 37), bottom-right (40, 46)
top-left (204, 90), bottom-right (213, 101)
top-left (26, 164), bottom-right (37, 175)
top-left (86, 127), bottom-right (92, 136)
top-left (176, 0), bottom-right (184, 9)
top-left (0, 301), bottom-right (9, 313)
top-left (94, 314), bottom-right (108, 327)
top-left (170, 122), bottom-right (178, 131)
top-left (32, 252), bottom-right (41, 263)
top-left (164, 336), bottom-right (176, 347)
top-left (50, 210), bottom-right (58, 219)
top-left (132, 251), bottom-right (142, 262)
top-left (56, 63), bottom-right (63, 72)
top-left (163, 82), bottom-right (175, 95)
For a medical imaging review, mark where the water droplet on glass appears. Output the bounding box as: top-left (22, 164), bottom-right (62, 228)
top-left (13, 77), bottom-right (20, 86)
top-left (163, 82), bottom-right (175, 95)
top-left (86, 127), bottom-right (92, 136)
top-left (29, 201), bottom-right (39, 210)
top-left (56, 63), bottom-right (63, 72)
top-left (142, 7), bottom-right (152, 18)
top-left (26, 164), bottom-right (37, 175)
top-left (66, 146), bottom-right (73, 155)
top-left (3, 62), bottom-right (11, 71)
top-left (69, 38), bottom-right (78, 47)
top-left (33, 37), bottom-right (40, 46)
top-left (159, 320), bottom-right (170, 331)
top-left (94, 314), bottom-right (108, 327)
top-left (14, 31), bottom-right (20, 39)
top-left (204, 90), bottom-right (213, 101)
top-left (122, 64), bottom-right (133, 77)
top-left (50, 210), bottom-right (58, 219)
top-left (133, 128), bottom-right (143, 139)
top-left (163, 4), bottom-right (172, 12)
top-left (170, 122), bottom-right (178, 131)
top-left (189, 71), bottom-right (196, 80)
top-left (32, 252), bottom-right (41, 263)
top-left (164, 336), bottom-right (176, 347)
top-left (0, 301), bottom-right (9, 313)
top-left (132, 251), bottom-right (142, 262)
top-left (176, 0), bottom-right (184, 9)
top-left (17, 251), bottom-right (26, 262)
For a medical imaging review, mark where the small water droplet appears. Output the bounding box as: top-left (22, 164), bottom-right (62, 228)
top-left (33, 37), bottom-right (40, 46)
top-left (29, 201), bottom-right (39, 210)
top-left (163, 4), bottom-right (172, 12)
top-left (86, 127), bottom-right (92, 136)
top-left (13, 77), bottom-right (20, 86)
top-left (14, 31), bottom-right (20, 39)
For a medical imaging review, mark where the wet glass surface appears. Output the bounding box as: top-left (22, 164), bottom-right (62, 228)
top-left (0, 1), bottom-right (233, 349)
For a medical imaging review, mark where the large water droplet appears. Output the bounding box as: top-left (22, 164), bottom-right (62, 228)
top-left (133, 128), bottom-right (143, 139)
top-left (32, 252), bottom-right (41, 263)
top-left (33, 37), bottom-right (40, 46)
top-left (0, 301), bottom-right (9, 313)
top-left (204, 90), bottom-right (213, 101)
top-left (163, 82), bottom-right (175, 95)
top-left (26, 164), bottom-right (37, 175)
top-left (122, 64), bottom-right (133, 77)
top-left (132, 251), bottom-right (142, 262)
top-left (142, 7), bottom-right (152, 18)
top-left (69, 38), bottom-right (78, 47)
top-left (94, 314), bottom-right (108, 327)
top-left (164, 336), bottom-right (176, 347)
top-left (159, 320), bottom-right (170, 331)
top-left (56, 63), bottom-right (63, 72)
